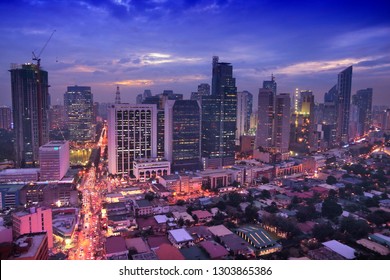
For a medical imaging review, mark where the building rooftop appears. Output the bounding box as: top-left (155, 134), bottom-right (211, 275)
top-left (186, 226), bottom-right (212, 238)
top-left (0, 168), bottom-right (40, 175)
top-left (136, 199), bottom-right (152, 208)
top-left (235, 225), bottom-right (278, 249)
top-left (322, 240), bottom-right (356, 259)
top-left (161, 174), bottom-right (180, 181)
top-left (155, 243), bottom-right (185, 260)
top-left (192, 210), bottom-right (212, 220)
top-left (356, 239), bottom-right (390, 256)
top-left (146, 235), bottom-right (170, 249)
top-left (125, 237), bottom-right (150, 254)
top-left (12, 232), bottom-right (47, 259)
top-left (207, 225), bottom-right (233, 237)
top-left (180, 246), bottom-right (210, 260)
top-left (220, 233), bottom-right (251, 252)
top-left (0, 183), bottom-right (26, 192)
top-left (168, 228), bottom-right (193, 243)
top-left (154, 215), bottom-right (168, 224)
top-left (200, 240), bottom-right (228, 259)
top-left (105, 236), bottom-right (127, 255)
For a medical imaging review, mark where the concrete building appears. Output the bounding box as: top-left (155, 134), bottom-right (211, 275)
top-left (236, 90), bottom-right (253, 145)
top-left (133, 158), bottom-right (170, 182)
top-left (336, 66), bottom-right (353, 144)
top-left (0, 184), bottom-right (24, 210)
top-left (0, 106), bottom-right (12, 130)
top-left (0, 168), bottom-right (39, 183)
top-left (10, 232), bottom-right (49, 260)
top-left (168, 228), bottom-right (193, 248)
top-left (12, 207), bottom-right (53, 248)
top-left (108, 103), bottom-right (157, 176)
top-left (39, 141), bottom-right (70, 181)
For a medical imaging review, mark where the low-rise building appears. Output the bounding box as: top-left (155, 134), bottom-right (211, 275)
top-left (192, 210), bottom-right (213, 224)
top-left (199, 240), bottom-right (229, 259)
top-left (105, 236), bottom-right (128, 260)
top-left (0, 168), bottom-right (40, 184)
top-left (10, 232), bottom-right (49, 260)
top-left (133, 158), bottom-right (171, 182)
top-left (168, 228), bottom-right (193, 248)
top-left (134, 199), bottom-right (153, 217)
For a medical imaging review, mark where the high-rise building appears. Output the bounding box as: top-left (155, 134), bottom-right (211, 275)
top-left (336, 66), bottom-right (353, 144)
top-left (236, 91), bottom-right (253, 145)
top-left (290, 91), bottom-right (316, 154)
top-left (12, 207), bottom-right (53, 248)
top-left (64, 86), bottom-right (94, 143)
top-left (48, 105), bottom-right (66, 130)
top-left (255, 88), bottom-right (274, 149)
top-left (352, 88), bottom-right (373, 137)
top-left (39, 141), bottom-right (70, 181)
top-left (0, 106), bottom-right (12, 130)
top-left (165, 100), bottom-right (201, 172)
top-left (202, 56), bottom-right (237, 168)
top-left (274, 93), bottom-right (291, 153)
top-left (263, 75), bottom-right (277, 95)
top-left (108, 104), bottom-right (157, 176)
top-left (9, 63), bottom-right (50, 167)
top-left (191, 83), bottom-right (210, 101)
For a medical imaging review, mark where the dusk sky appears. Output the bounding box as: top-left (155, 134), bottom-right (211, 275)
top-left (1, 0), bottom-right (389, 107)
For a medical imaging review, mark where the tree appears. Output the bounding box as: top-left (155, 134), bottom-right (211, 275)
top-left (144, 191), bottom-right (155, 201)
top-left (228, 192), bottom-right (242, 207)
top-left (366, 210), bottom-right (390, 227)
top-left (339, 216), bottom-right (370, 239)
top-left (260, 190), bottom-right (271, 199)
top-left (176, 199), bottom-right (185, 206)
top-left (245, 205), bottom-right (259, 222)
top-left (312, 223), bottom-right (335, 241)
top-left (216, 200), bottom-right (227, 211)
top-left (296, 205), bottom-right (317, 222)
top-left (326, 175), bottom-right (338, 185)
top-left (321, 198), bottom-right (342, 219)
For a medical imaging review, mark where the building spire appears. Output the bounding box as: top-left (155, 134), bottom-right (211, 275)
top-left (115, 85), bottom-right (121, 104)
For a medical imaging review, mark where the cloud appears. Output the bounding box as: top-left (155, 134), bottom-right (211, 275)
top-left (331, 27), bottom-right (390, 48)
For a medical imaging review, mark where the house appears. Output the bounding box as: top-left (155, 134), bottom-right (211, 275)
top-left (199, 240), bottom-right (229, 259)
top-left (125, 237), bottom-right (150, 254)
top-left (207, 225), bottom-right (233, 237)
top-left (186, 226), bottom-right (212, 243)
top-left (155, 243), bottom-right (185, 260)
top-left (219, 233), bottom-right (252, 256)
top-left (146, 235), bottom-right (170, 251)
top-left (322, 240), bottom-right (356, 259)
top-left (172, 211), bottom-right (194, 224)
top-left (105, 236), bottom-right (128, 260)
top-left (134, 199), bottom-right (153, 216)
top-left (168, 228), bottom-right (194, 248)
top-left (192, 210), bottom-right (213, 224)
top-left (180, 246), bottom-right (210, 260)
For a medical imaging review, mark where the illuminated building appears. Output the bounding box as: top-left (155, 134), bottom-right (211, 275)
top-left (336, 66), bottom-right (353, 144)
top-left (39, 141), bottom-right (69, 181)
top-left (64, 86), bottom-right (94, 143)
top-left (108, 103), bottom-right (157, 176)
top-left (201, 56), bottom-right (237, 168)
top-left (352, 88), bottom-right (373, 136)
top-left (10, 63), bottom-right (49, 167)
top-left (165, 99), bottom-right (201, 172)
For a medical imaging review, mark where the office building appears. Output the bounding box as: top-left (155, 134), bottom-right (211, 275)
top-left (108, 103), bottom-right (157, 176)
top-left (39, 141), bottom-right (70, 181)
top-left (255, 88), bottom-right (274, 150)
top-left (12, 207), bottom-right (53, 248)
top-left (9, 63), bottom-right (50, 167)
top-left (191, 83), bottom-right (210, 101)
top-left (115, 85), bottom-right (121, 104)
top-left (336, 66), bottom-right (353, 144)
top-left (64, 86), bottom-right (94, 143)
top-left (10, 232), bottom-right (49, 260)
top-left (236, 91), bottom-right (253, 145)
top-left (274, 93), bottom-right (291, 153)
top-left (352, 88), bottom-right (373, 137)
top-left (165, 100), bottom-right (201, 172)
top-left (0, 106), bottom-right (12, 130)
top-left (202, 56), bottom-right (237, 168)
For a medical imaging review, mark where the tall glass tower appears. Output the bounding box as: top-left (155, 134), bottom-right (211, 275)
top-left (336, 66), bottom-right (353, 144)
top-left (202, 56), bottom-right (237, 168)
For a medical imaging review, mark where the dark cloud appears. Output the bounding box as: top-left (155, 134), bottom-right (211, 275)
top-left (357, 57), bottom-right (390, 67)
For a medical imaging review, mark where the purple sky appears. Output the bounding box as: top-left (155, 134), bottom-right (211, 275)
top-left (1, 0), bottom-right (389, 107)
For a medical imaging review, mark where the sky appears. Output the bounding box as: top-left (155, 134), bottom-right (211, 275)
top-left (0, 0), bottom-right (390, 107)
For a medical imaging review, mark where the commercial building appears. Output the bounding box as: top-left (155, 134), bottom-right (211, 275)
top-left (64, 86), bottom-right (94, 142)
top-left (133, 158), bottom-right (170, 182)
top-left (236, 91), bottom-right (253, 145)
top-left (0, 169), bottom-right (39, 184)
top-left (10, 232), bottom-right (49, 260)
top-left (201, 56), bottom-right (237, 168)
top-left (165, 99), bottom-right (201, 172)
top-left (0, 106), bottom-right (12, 130)
top-left (0, 184), bottom-right (25, 209)
top-left (39, 141), bottom-right (70, 181)
top-left (352, 88), bottom-right (373, 137)
top-left (108, 103), bottom-right (157, 176)
top-left (9, 63), bottom-right (50, 167)
top-left (336, 66), bottom-right (353, 144)
top-left (12, 207), bottom-right (53, 248)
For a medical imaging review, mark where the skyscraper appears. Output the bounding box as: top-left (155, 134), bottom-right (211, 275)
top-left (165, 100), bottom-right (201, 172)
top-left (263, 75), bottom-right (277, 95)
top-left (9, 63), bottom-right (50, 167)
top-left (236, 91), bottom-right (253, 145)
top-left (336, 66), bottom-right (353, 144)
top-left (64, 86), bottom-right (94, 143)
top-left (202, 56), bottom-right (237, 168)
top-left (255, 88), bottom-right (274, 149)
top-left (115, 86), bottom-right (121, 104)
top-left (0, 106), bottom-right (12, 130)
top-left (191, 83), bottom-right (210, 101)
top-left (352, 88), bottom-right (373, 137)
top-left (274, 93), bottom-right (291, 153)
top-left (108, 104), bottom-right (157, 176)
top-left (39, 140), bottom-right (70, 181)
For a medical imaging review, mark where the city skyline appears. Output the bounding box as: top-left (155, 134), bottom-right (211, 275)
top-left (0, 0), bottom-right (390, 107)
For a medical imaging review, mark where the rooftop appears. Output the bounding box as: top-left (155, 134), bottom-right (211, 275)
top-left (105, 236), bottom-right (127, 255)
top-left (322, 240), bottom-right (356, 259)
top-left (207, 225), bottom-right (233, 237)
top-left (155, 243), bottom-right (185, 260)
top-left (180, 246), bottom-right (210, 260)
top-left (13, 232), bottom-right (47, 259)
top-left (136, 199), bottom-right (152, 208)
top-left (200, 240), bottom-right (229, 259)
top-left (192, 210), bottom-right (212, 219)
top-left (168, 228), bottom-right (193, 243)
top-left (235, 225), bottom-right (278, 249)
top-left (146, 235), bottom-right (170, 249)
top-left (125, 237), bottom-right (150, 254)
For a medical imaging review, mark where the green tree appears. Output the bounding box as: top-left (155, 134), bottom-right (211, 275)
top-left (244, 205), bottom-right (259, 222)
top-left (321, 198), bottom-right (342, 219)
top-left (312, 223), bottom-right (335, 242)
top-left (339, 216), bottom-right (370, 239)
top-left (326, 175), bottom-right (338, 185)
top-left (228, 192), bottom-right (242, 207)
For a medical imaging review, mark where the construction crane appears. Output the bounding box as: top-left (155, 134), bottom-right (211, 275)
top-left (32, 29), bottom-right (56, 68)
top-left (31, 29), bottom-right (56, 147)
